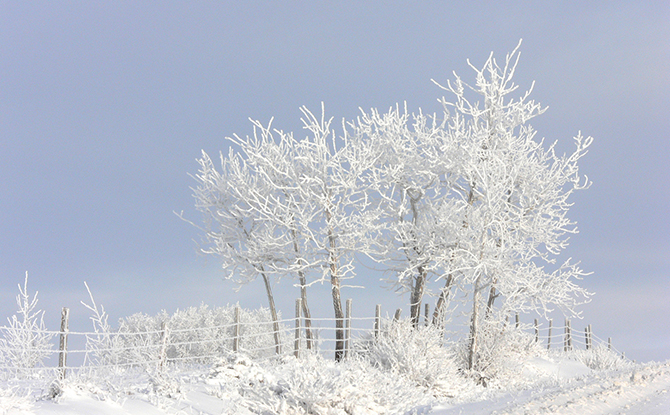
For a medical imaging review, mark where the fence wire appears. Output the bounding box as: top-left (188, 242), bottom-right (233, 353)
top-left (0, 309), bottom-right (624, 378)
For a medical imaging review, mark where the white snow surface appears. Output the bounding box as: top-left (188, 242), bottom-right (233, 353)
top-left (431, 359), bottom-right (670, 415)
top-left (2, 357), bottom-right (668, 415)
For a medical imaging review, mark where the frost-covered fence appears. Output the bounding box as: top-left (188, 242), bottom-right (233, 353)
top-left (0, 299), bottom-right (376, 377)
top-left (0, 300), bottom-right (625, 381)
top-left (0, 320), bottom-right (294, 378)
top-left (528, 317), bottom-right (625, 358)
top-left (287, 303), bottom-right (625, 361)
top-left (0, 304), bottom-right (296, 381)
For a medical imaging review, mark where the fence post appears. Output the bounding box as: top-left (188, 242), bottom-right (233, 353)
top-left (233, 305), bottom-right (240, 353)
top-left (588, 324), bottom-right (592, 350)
top-left (547, 319), bottom-right (552, 350)
top-left (534, 319), bottom-right (539, 343)
top-left (374, 304), bottom-right (381, 339)
top-left (393, 308), bottom-right (402, 321)
top-left (608, 337), bottom-right (612, 351)
top-left (58, 307), bottom-right (70, 381)
top-left (568, 319), bottom-right (572, 351)
top-left (584, 325), bottom-right (592, 350)
top-left (564, 318), bottom-right (572, 351)
top-left (515, 313), bottom-right (520, 329)
top-left (295, 299), bottom-right (302, 358)
top-left (158, 320), bottom-right (169, 371)
top-left (345, 299), bottom-right (352, 358)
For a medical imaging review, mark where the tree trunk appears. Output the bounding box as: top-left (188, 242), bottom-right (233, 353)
top-left (325, 205), bottom-right (345, 362)
top-left (467, 276), bottom-right (483, 371)
top-left (484, 282), bottom-right (498, 320)
top-left (409, 265), bottom-right (428, 327)
top-left (432, 273), bottom-right (454, 326)
top-left (291, 228), bottom-right (314, 350)
top-left (407, 191), bottom-right (428, 328)
top-left (298, 274), bottom-right (314, 350)
top-left (260, 270), bottom-right (282, 355)
top-left (331, 274), bottom-right (345, 361)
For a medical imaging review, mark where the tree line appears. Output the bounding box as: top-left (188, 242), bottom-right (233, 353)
top-left (188, 43), bottom-right (593, 370)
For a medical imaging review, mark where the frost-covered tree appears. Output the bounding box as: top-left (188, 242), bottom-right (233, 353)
top-left (192, 147), bottom-right (288, 352)
top-left (187, 42), bottom-right (592, 368)
top-left (222, 119), bottom-right (318, 349)
top-left (352, 105), bottom-right (463, 327)
top-left (193, 105), bottom-right (375, 360)
top-left (431, 42), bottom-right (593, 372)
top-left (0, 273), bottom-right (54, 376)
top-left (283, 106), bottom-right (375, 361)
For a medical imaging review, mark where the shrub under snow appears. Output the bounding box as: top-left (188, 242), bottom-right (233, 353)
top-left (454, 319), bottom-right (546, 387)
top-left (569, 344), bottom-right (633, 371)
top-left (355, 318), bottom-right (465, 397)
top-left (207, 352), bottom-right (433, 415)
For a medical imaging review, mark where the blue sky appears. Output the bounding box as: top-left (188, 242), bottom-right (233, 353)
top-left (1, 2), bottom-right (668, 362)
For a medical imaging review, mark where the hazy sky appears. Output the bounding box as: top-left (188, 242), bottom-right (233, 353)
top-left (1, 2), bottom-right (668, 362)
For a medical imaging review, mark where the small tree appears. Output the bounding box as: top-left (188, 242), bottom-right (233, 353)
top-left (192, 106), bottom-right (376, 360)
top-left (0, 273), bottom-right (54, 377)
top-left (218, 107), bottom-right (370, 360)
top-left (282, 105), bottom-right (376, 361)
top-left (81, 281), bottom-right (123, 367)
top-left (192, 148), bottom-right (287, 353)
top-left (222, 119), bottom-right (318, 349)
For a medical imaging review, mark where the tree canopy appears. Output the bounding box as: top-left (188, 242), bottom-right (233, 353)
top-left (190, 42), bottom-right (593, 365)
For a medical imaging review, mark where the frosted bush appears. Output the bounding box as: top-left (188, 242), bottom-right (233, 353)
top-left (569, 344), bottom-right (633, 371)
top-left (107, 310), bottom-right (167, 368)
top-left (208, 352), bottom-right (432, 415)
top-left (0, 386), bottom-right (33, 413)
top-left (455, 319), bottom-right (545, 387)
top-left (165, 304), bottom-right (288, 361)
top-left (354, 318), bottom-right (463, 397)
top-left (105, 304), bottom-right (290, 367)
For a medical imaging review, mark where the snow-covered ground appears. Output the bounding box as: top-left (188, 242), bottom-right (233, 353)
top-left (431, 360), bottom-right (670, 415)
top-left (2, 302), bottom-right (667, 414)
top-left (3, 357), bottom-right (668, 415)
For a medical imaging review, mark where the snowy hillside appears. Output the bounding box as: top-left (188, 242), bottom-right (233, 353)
top-left (2, 301), bottom-right (668, 414)
top-left (3, 356), bottom-right (669, 414)
top-left (2, 276), bottom-right (665, 414)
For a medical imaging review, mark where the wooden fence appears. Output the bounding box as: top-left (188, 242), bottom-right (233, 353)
top-left (1, 300), bottom-right (624, 381)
